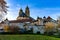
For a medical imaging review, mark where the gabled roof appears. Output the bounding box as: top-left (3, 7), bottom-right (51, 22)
top-left (0, 18), bottom-right (34, 24)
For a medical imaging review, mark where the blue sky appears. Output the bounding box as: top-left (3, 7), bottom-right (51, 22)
top-left (5, 0), bottom-right (60, 20)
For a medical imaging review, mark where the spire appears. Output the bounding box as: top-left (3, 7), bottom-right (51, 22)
top-left (26, 6), bottom-right (29, 9)
top-left (25, 6), bottom-right (30, 17)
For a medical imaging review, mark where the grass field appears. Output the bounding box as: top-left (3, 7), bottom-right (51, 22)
top-left (0, 35), bottom-right (60, 40)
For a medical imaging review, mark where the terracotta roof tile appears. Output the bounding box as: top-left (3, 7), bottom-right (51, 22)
top-left (9, 19), bottom-right (33, 23)
top-left (47, 16), bottom-right (52, 19)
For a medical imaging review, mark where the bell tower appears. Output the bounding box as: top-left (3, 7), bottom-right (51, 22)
top-left (25, 6), bottom-right (30, 17)
top-left (19, 8), bottom-right (23, 16)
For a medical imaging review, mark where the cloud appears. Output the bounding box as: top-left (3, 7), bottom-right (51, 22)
top-left (5, 12), bottom-right (16, 20)
top-left (5, 0), bottom-right (60, 20)
top-left (5, 0), bottom-right (19, 20)
top-left (51, 12), bottom-right (60, 20)
top-left (6, 5), bottom-right (60, 20)
top-left (30, 8), bottom-right (60, 20)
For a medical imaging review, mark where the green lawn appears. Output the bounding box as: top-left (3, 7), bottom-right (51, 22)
top-left (0, 35), bottom-right (60, 40)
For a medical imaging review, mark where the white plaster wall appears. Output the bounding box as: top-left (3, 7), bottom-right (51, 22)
top-left (18, 23), bottom-right (24, 29)
top-left (33, 26), bottom-right (45, 34)
top-left (9, 23), bottom-right (24, 29)
top-left (40, 20), bottom-right (43, 25)
top-left (37, 26), bottom-right (45, 34)
top-left (38, 19), bottom-right (43, 25)
top-left (27, 26), bottom-right (33, 30)
top-left (33, 26), bottom-right (38, 33)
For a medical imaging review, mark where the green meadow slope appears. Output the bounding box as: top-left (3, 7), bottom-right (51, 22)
top-left (0, 35), bottom-right (60, 40)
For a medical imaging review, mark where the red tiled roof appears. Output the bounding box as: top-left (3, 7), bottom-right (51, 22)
top-left (9, 19), bottom-right (33, 23)
top-left (47, 16), bottom-right (52, 19)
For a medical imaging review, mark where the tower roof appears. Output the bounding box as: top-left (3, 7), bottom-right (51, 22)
top-left (43, 16), bottom-right (46, 18)
top-left (20, 8), bottom-right (23, 12)
top-left (19, 8), bottom-right (25, 17)
top-left (47, 16), bottom-right (52, 19)
top-left (26, 6), bottom-right (29, 9)
top-left (37, 17), bottom-right (40, 19)
top-left (37, 16), bottom-right (42, 20)
top-left (4, 18), bottom-right (8, 21)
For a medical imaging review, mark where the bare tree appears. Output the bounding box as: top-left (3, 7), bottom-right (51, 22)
top-left (0, 0), bottom-right (8, 13)
top-left (45, 22), bottom-right (55, 34)
top-left (0, 0), bottom-right (8, 22)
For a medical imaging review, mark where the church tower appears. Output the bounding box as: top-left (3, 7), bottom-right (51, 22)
top-left (17, 8), bottom-right (23, 20)
top-left (19, 8), bottom-right (23, 16)
top-left (25, 6), bottom-right (30, 17)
